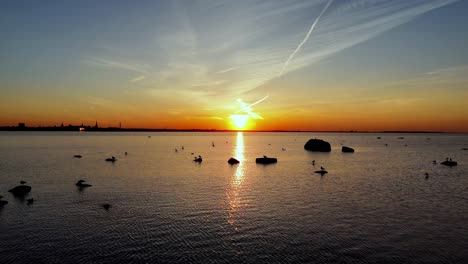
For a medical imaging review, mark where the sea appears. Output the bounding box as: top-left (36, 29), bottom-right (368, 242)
top-left (0, 131), bottom-right (467, 264)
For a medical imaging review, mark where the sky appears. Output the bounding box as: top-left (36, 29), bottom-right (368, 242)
top-left (1, 0), bottom-right (467, 132)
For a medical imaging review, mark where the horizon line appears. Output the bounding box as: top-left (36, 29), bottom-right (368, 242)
top-left (0, 125), bottom-right (463, 134)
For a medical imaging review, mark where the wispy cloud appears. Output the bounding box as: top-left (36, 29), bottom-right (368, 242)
top-left (130, 75), bottom-right (146, 83)
top-left (84, 0), bottom-right (459, 102)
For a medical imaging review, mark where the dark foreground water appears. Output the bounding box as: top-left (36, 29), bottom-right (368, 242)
top-left (0, 132), bottom-right (467, 263)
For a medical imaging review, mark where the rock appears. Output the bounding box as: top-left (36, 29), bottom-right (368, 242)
top-left (315, 170), bottom-right (328, 175)
top-left (8, 185), bottom-right (32, 196)
top-left (102, 203), bottom-right (111, 210)
top-left (27, 198), bottom-right (34, 205)
top-left (342, 146), bottom-right (354, 153)
top-left (462, 148), bottom-right (468, 151)
top-left (76, 180), bottom-right (92, 187)
top-left (228, 158), bottom-right (240, 164)
top-left (20, 180), bottom-right (27, 184)
top-left (73, 155), bottom-right (82, 158)
top-left (441, 160), bottom-right (457, 167)
top-left (256, 156), bottom-right (277, 164)
top-left (0, 200), bottom-right (8, 206)
top-left (304, 139), bottom-right (331, 152)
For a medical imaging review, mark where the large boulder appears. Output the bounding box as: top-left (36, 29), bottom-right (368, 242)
top-left (304, 139), bottom-right (331, 152)
top-left (342, 146), bottom-right (355, 153)
top-left (8, 185), bottom-right (32, 196)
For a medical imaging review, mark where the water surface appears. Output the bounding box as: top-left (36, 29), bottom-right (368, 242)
top-left (1, 132), bottom-right (467, 263)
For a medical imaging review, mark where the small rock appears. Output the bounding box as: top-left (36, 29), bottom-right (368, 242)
top-left (341, 146), bottom-right (354, 153)
top-left (228, 158), bottom-right (240, 164)
top-left (76, 180), bottom-right (92, 187)
top-left (441, 160), bottom-right (457, 167)
top-left (102, 203), bottom-right (111, 210)
top-left (315, 170), bottom-right (328, 175)
top-left (27, 198), bottom-right (34, 205)
top-left (8, 185), bottom-right (32, 196)
top-left (256, 156), bottom-right (277, 164)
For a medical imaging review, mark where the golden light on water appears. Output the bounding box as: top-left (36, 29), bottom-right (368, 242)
top-left (227, 132), bottom-right (246, 227)
top-left (234, 131), bottom-right (245, 182)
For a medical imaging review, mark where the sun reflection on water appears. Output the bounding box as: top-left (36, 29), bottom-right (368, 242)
top-left (227, 132), bottom-right (246, 228)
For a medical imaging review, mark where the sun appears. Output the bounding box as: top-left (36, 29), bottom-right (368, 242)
top-left (230, 114), bottom-right (250, 130)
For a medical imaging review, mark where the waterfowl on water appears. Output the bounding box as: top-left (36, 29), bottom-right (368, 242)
top-left (105, 156), bottom-right (117, 162)
top-left (193, 155), bottom-right (203, 162)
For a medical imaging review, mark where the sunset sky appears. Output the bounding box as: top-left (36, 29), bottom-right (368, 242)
top-left (1, 0), bottom-right (467, 131)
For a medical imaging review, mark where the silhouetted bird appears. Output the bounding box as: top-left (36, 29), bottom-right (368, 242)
top-left (320, 166), bottom-right (325, 170)
top-left (105, 156), bottom-right (117, 162)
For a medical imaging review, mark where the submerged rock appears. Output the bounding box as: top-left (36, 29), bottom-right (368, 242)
top-left (0, 200), bottom-right (8, 206)
top-left (228, 158), bottom-right (240, 164)
top-left (73, 155), bottom-right (82, 158)
top-left (441, 160), bottom-right (457, 167)
top-left (8, 185), bottom-right (32, 196)
top-left (304, 139), bottom-right (331, 152)
top-left (315, 170), bottom-right (328, 175)
top-left (256, 156), bottom-right (277, 164)
top-left (102, 203), bottom-right (111, 210)
top-left (342, 146), bottom-right (355, 153)
top-left (27, 198), bottom-right (34, 205)
top-left (76, 180), bottom-right (92, 187)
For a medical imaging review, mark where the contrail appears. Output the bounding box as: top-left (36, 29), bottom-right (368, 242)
top-left (278, 0), bottom-right (334, 77)
top-left (236, 94), bottom-right (269, 119)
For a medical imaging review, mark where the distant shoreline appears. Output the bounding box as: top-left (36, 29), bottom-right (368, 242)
top-left (0, 127), bottom-right (454, 133)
